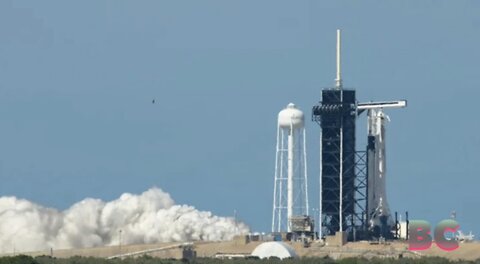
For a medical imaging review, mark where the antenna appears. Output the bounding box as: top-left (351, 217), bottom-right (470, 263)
top-left (335, 29), bottom-right (343, 89)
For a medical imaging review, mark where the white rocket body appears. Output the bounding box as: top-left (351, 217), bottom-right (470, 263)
top-left (366, 109), bottom-right (394, 234)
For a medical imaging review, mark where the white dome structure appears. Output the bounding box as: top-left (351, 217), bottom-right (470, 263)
top-left (251, 242), bottom-right (298, 260)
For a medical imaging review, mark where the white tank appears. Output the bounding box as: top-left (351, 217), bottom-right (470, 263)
top-left (278, 103), bottom-right (304, 129)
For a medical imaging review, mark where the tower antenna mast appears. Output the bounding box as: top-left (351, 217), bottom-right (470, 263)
top-left (335, 29), bottom-right (343, 89)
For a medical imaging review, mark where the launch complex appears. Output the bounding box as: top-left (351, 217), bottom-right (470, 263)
top-left (272, 29), bottom-right (406, 244)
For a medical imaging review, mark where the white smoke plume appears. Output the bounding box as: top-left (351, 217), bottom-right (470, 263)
top-left (0, 187), bottom-right (249, 254)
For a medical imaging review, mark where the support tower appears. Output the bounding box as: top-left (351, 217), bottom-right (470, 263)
top-left (312, 30), bottom-right (357, 237)
top-left (312, 30), bottom-right (406, 240)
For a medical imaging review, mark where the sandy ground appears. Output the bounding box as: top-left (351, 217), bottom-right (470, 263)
top-left (3, 239), bottom-right (480, 261)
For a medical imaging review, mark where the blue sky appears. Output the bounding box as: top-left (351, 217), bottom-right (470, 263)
top-left (0, 1), bottom-right (479, 236)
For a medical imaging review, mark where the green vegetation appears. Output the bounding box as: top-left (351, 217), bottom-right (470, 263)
top-left (0, 256), bottom-right (479, 264)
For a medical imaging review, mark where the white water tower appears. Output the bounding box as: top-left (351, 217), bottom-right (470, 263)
top-left (271, 103), bottom-right (309, 232)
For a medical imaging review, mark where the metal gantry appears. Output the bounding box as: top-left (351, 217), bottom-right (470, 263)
top-left (312, 29), bottom-right (406, 240)
top-left (313, 89), bottom-right (357, 236)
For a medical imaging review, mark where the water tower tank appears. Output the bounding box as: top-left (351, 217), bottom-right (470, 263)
top-left (278, 103), bottom-right (304, 128)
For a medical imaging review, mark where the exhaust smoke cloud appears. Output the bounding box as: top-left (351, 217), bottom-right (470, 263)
top-left (0, 188), bottom-right (249, 253)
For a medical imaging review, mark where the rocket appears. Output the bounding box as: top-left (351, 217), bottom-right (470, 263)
top-left (358, 101), bottom-right (406, 238)
top-left (366, 108), bottom-right (394, 237)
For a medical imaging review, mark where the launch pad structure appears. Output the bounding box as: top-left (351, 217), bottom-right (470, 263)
top-left (270, 30), bottom-right (406, 242)
top-left (312, 30), bottom-right (406, 241)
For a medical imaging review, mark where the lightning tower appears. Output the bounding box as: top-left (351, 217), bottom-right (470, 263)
top-left (312, 30), bottom-right (357, 237)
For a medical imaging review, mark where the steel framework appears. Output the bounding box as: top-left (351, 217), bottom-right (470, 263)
top-left (311, 29), bottom-right (406, 240)
top-left (312, 89), bottom-right (357, 236)
top-left (352, 150), bottom-right (368, 240)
